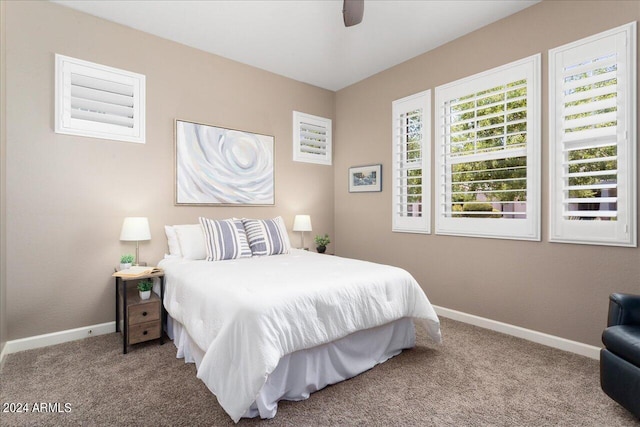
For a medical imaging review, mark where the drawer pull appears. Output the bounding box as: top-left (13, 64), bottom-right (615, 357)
top-left (142, 311), bottom-right (148, 316)
top-left (143, 330), bottom-right (148, 335)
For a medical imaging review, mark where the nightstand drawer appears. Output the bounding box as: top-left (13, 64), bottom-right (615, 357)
top-left (128, 299), bottom-right (160, 325)
top-left (115, 271), bottom-right (165, 354)
top-left (128, 320), bottom-right (161, 345)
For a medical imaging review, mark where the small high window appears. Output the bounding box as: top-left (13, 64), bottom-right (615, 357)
top-left (55, 54), bottom-right (146, 144)
top-left (293, 111), bottom-right (332, 165)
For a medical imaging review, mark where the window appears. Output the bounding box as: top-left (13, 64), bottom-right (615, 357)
top-left (392, 90), bottom-right (430, 234)
top-left (293, 111), bottom-right (332, 165)
top-left (435, 55), bottom-right (541, 240)
top-left (549, 22), bottom-right (636, 247)
top-left (55, 54), bottom-right (145, 144)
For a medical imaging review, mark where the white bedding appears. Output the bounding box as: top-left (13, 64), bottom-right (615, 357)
top-left (159, 249), bottom-right (441, 422)
top-left (170, 316), bottom-right (416, 419)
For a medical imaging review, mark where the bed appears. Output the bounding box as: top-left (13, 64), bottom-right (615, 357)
top-left (158, 218), bottom-right (442, 422)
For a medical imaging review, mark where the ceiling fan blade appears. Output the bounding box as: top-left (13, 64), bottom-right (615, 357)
top-left (343, 0), bottom-right (364, 27)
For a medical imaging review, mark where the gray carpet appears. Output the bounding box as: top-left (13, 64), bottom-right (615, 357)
top-left (1, 318), bottom-right (638, 426)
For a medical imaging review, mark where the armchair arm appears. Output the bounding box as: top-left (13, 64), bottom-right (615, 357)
top-left (607, 293), bottom-right (640, 327)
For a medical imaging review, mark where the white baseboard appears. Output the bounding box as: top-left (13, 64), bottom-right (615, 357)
top-left (1, 321), bottom-right (115, 364)
top-left (433, 305), bottom-right (601, 360)
top-left (0, 308), bottom-right (602, 365)
top-left (0, 343), bottom-right (7, 371)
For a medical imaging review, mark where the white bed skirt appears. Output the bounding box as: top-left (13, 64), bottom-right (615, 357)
top-left (167, 315), bottom-right (416, 419)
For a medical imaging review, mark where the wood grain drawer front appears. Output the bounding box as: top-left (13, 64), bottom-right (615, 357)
top-left (128, 300), bottom-right (160, 325)
top-left (128, 320), bottom-right (161, 345)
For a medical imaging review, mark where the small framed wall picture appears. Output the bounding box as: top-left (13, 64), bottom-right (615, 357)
top-left (349, 164), bottom-right (382, 193)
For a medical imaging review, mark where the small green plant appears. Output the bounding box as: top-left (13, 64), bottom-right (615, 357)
top-left (120, 254), bottom-right (134, 264)
top-left (137, 279), bottom-right (153, 292)
top-left (314, 234), bottom-right (331, 247)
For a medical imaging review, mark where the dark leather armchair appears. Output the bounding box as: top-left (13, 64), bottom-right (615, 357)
top-left (601, 293), bottom-right (640, 418)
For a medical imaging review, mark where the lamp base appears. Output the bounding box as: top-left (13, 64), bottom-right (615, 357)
top-left (299, 231), bottom-right (307, 251)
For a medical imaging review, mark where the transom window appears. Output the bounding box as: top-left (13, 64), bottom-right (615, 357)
top-left (55, 54), bottom-right (146, 144)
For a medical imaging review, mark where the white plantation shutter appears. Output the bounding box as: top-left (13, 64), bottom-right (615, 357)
top-left (435, 55), bottom-right (541, 240)
top-left (293, 111), bottom-right (332, 165)
top-left (549, 22), bottom-right (636, 247)
top-left (55, 54), bottom-right (145, 143)
top-left (440, 81), bottom-right (528, 217)
top-left (392, 90), bottom-right (430, 234)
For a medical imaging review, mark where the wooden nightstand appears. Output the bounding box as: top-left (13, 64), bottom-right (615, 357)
top-left (115, 271), bottom-right (165, 354)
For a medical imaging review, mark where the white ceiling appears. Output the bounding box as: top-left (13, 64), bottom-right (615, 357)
top-left (52, 0), bottom-right (540, 91)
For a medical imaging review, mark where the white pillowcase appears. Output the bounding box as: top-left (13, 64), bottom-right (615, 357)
top-left (164, 225), bottom-right (182, 257)
top-left (165, 217), bottom-right (291, 260)
top-left (172, 224), bottom-right (207, 260)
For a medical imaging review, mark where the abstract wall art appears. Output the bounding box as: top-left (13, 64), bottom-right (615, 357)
top-left (175, 120), bottom-right (275, 205)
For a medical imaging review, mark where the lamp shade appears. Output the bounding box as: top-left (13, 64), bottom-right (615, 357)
top-left (120, 217), bottom-right (151, 241)
top-left (292, 215), bottom-right (312, 232)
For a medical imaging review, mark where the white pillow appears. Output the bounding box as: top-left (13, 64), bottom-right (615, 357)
top-left (173, 224), bottom-right (207, 260)
top-left (164, 225), bottom-right (182, 257)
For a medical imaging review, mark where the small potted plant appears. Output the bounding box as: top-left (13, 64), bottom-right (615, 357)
top-left (314, 234), bottom-right (331, 254)
top-left (120, 254), bottom-right (134, 271)
top-left (137, 279), bottom-right (153, 300)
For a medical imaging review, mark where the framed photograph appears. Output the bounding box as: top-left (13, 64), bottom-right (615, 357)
top-left (349, 164), bottom-right (382, 193)
top-left (175, 120), bottom-right (274, 205)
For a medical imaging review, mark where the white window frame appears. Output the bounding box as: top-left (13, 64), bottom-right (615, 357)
top-left (549, 22), bottom-right (637, 247)
top-left (292, 111), bottom-right (332, 165)
top-left (392, 90), bottom-right (431, 234)
top-left (434, 54), bottom-right (541, 241)
top-left (55, 54), bottom-right (145, 144)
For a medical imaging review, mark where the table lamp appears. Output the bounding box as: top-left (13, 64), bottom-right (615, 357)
top-left (120, 217), bottom-right (151, 266)
top-left (293, 215), bottom-right (312, 250)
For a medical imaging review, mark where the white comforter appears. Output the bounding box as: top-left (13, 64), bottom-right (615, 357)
top-left (160, 250), bottom-right (441, 422)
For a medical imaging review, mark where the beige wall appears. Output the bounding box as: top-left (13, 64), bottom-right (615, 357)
top-left (334, 0), bottom-right (640, 347)
top-left (1, 0), bottom-right (8, 356)
top-left (4, 0), bottom-right (640, 349)
top-left (4, 1), bottom-right (335, 340)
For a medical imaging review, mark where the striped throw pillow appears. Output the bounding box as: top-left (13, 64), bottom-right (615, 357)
top-left (198, 217), bottom-right (252, 261)
top-left (242, 216), bottom-right (291, 256)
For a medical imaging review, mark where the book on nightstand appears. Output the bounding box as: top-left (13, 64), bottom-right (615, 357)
top-left (112, 266), bottom-right (163, 278)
